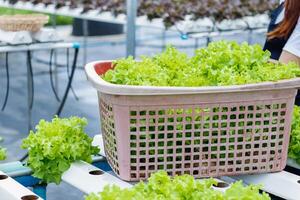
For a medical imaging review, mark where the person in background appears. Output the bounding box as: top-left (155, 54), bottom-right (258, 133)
top-left (263, 0), bottom-right (300, 65)
top-left (264, 0), bottom-right (300, 104)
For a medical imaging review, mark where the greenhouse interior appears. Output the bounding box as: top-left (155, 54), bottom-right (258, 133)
top-left (0, 0), bottom-right (300, 199)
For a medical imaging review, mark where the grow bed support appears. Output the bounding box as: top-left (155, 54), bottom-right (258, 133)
top-left (0, 42), bottom-right (80, 133)
top-left (0, 0), bottom-right (141, 59)
top-left (0, 0), bottom-right (269, 59)
top-left (126, 0), bottom-right (137, 57)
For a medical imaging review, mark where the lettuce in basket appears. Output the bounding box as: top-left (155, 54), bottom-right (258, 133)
top-left (102, 41), bottom-right (300, 87)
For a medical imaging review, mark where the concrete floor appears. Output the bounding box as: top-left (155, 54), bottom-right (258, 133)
top-left (0, 25), bottom-right (266, 199)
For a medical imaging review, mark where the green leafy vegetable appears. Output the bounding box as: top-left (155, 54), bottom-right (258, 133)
top-left (289, 106), bottom-right (300, 164)
top-left (0, 137), bottom-right (6, 161)
top-left (0, 148), bottom-right (6, 161)
top-left (103, 41), bottom-right (300, 87)
top-left (21, 116), bottom-right (100, 184)
top-left (85, 171), bottom-right (270, 200)
top-left (223, 181), bottom-right (269, 200)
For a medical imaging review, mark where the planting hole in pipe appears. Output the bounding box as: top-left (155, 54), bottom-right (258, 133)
top-left (89, 170), bottom-right (104, 175)
top-left (297, 180), bottom-right (300, 184)
top-left (213, 182), bottom-right (230, 188)
top-left (21, 195), bottom-right (38, 200)
top-left (0, 174), bottom-right (8, 180)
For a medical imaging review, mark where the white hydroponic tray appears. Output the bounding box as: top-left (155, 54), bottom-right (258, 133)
top-left (92, 134), bottom-right (300, 200)
top-left (0, 171), bottom-right (43, 200)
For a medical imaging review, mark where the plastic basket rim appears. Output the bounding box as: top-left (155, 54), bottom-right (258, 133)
top-left (85, 60), bottom-right (300, 96)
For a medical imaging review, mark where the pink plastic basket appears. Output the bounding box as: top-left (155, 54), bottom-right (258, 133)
top-left (85, 60), bottom-right (300, 181)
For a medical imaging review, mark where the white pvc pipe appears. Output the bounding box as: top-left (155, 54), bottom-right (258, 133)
top-left (62, 161), bottom-right (132, 194)
top-left (0, 42), bottom-right (78, 53)
top-left (233, 171), bottom-right (300, 200)
top-left (0, 171), bottom-right (43, 200)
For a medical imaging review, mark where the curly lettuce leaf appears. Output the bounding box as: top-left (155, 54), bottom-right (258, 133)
top-left (289, 106), bottom-right (300, 164)
top-left (21, 116), bottom-right (100, 184)
top-left (0, 147), bottom-right (6, 161)
top-left (0, 137), bottom-right (6, 161)
top-left (102, 41), bottom-right (300, 87)
top-left (85, 171), bottom-right (270, 200)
